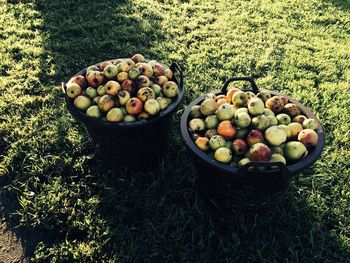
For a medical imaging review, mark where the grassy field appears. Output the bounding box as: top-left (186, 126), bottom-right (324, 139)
top-left (0, 0), bottom-right (350, 262)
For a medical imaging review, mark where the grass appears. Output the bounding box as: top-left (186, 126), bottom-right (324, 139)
top-left (0, 0), bottom-right (350, 262)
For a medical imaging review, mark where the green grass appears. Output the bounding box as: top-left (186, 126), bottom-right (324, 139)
top-left (0, 0), bottom-right (350, 262)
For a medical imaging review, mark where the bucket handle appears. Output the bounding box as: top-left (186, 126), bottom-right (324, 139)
top-left (170, 62), bottom-right (183, 88)
top-left (61, 82), bottom-right (66, 94)
top-left (221, 77), bottom-right (259, 93)
top-left (237, 161), bottom-right (289, 177)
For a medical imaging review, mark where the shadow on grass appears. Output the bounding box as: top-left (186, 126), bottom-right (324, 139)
top-left (328, 0), bottom-right (350, 10)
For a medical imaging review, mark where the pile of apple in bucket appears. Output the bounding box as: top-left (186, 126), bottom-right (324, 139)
top-left (65, 54), bottom-right (179, 122)
top-left (187, 85), bottom-right (320, 168)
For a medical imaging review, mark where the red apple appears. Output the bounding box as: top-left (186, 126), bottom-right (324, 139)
top-left (126, 97), bottom-right (143, 115)
top-left (298, 129), bottom-right (318, 148)
top-left (249, 143), bottom-right (271, 161)
top-left (247, 129), bottom-right (264, 146)
top-left (68, 75), bottom-right (87, 88)
top-left (99, 61), bottom-right (112, 71)
top-left (86, 71), bottom-right (105, 88)
top-left (121, 79), bottom-right (136, 95)
top-left (265, 96), bottom-right (284, 113)
top-left (232, 139), bottom-right (248, 156)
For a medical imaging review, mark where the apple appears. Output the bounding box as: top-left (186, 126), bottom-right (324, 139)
top-left (267, 115), bottom-right (278, 126)
top-left (247, 97), bottom-right (265, 115)
top-left (125, 59), bottom-right (136, 71)
top-left (106, 108), bottom-right (124, 122)
top-left (147, 60), bottom-right (158, 67)
top-left (257, 90), bottom-right (271, 102)
top-left (298, 129), bottom-right (318, 147)
top-left (303, 118), bottom-right (318, 130)
top-left (246, 91), bottom-right (256, 100)
top-left (190, 105), bottom-right (203, 118)
top-left (278, 124), bottom-right (292, 139)
top-left (117, 61), bottom-right (129, 72)
top-left (98, 95), bottom-right (115, 112)
top-left (214, 147), bottom-right (232, 163)
top-left (156, 97), bottom-right (170, 110)
top-left (92, 96), bottom-right (101, 105)
top-left (232, 139), bottom-right (248, 156)
top-left (263, 108), bottom-right (275, 116)
top-left (99, 61), bottom-right (112, 71)
top-left (150, 84), bottom-right (162, 96)
top-left (121, 79), bottom-right (136, 95)
top-left (217, 120), bottom-right (236, 140)
top-left (86, 71), bottom-right (105, 88)
top-left (189, 118), bottom-right (205, 132)
top-left (117, 72), bottom-right (129, 83)
top-left (200, 98), bottom-right (217, 116)
top-left (196, 137), bottom-right (210, 151)
top-left (265, 96), bottom-right (284, 113)
top-left (284, 141), bottom-right (308, 161)
top-left (126, 97), bottom-right (143, 115)
top-left (292, 115), bottom-right (308, 124)
top-left (283, 103), bottom-right (301, 118)
top-left (162, 81), bottom-right (179, 98)
top-left (205, 115), bottom-right (219, 129)
top-left (118, 90), bottom-right (131, 105)
top-left (135, 75), bottom-right (151, 88)
top-left (138, 63), bottom-right (153, 78)
top-left (252, 115), bottom-right (270, 130)
top-left (164, 68), bottom-right (173, 80)
top-left (217, 98), bottom-right (229, 106)
top-left (205, 128), bottom-right (218, 139)
top-left (269, 153), bottom-right (286, 165)
top-left (234, 112), bottom-right (251, 128)
top-left (249, 143), bottom-right (271, 161)
top-left (128, 68), bottom-right (141, 80)
top-left (144, 99), bottom-right (160, 115)
top-left (234, 107), bottom-right (249, 117)
top-left (265, 126), bottom-right (287, 146)
top-left (124, 115), bottom-right (136, 122)
top-left (287, 122), bottom-right (303, 139)
top-left (238, 158), bottom-right (251, 167)
top-left (74, 95), bottom-right (91, 111)
top-left (209, 135), bottom-right (226, 150)
top-left (105, 80), bottom-right (121, 96)
top-left (276, 113), bottom-right (291, 125)
top-left (85, 87), bottom-right (98, 99)
top-left (138, 111), bottom-right (150, 119)
top-left (66, 83), bottom-right (82, 99)
top-left (97, 85), bottom-right (107, 96)
top-left (86, 65), bottom-right (99, 74)
top-left (86, 105), bottom-right (101, 118)
top-left (103, 64), bottom-right (119, 79)
top-left (137, 87), bottom-right (156, 102)
top-left (279, 95), bottom-right (289, 105)
top-left (235, 128), bottom-right (249, 139)
top-left (154, 76), bottom-right (168, 86)
top-left (216, 103), bottom-right (235, 121)
top-left (68, 75), bottom-right (87, 88)
top-left (270, 146), bottom-right (284, 155)
top-left (131, 54), bottom-right (145, 63)
top-left (152, 63), bottom-right (165, 76)
top-left (113, 59), bottom-right (123, 65)
top-left (247, 129), bottom-right (264, 146)
top-left (226, 88), bottom-right (241, 102)
top-left (205, 93), bottom-right (216, 100)
top-left (232, 91), bottom-right (248, 106)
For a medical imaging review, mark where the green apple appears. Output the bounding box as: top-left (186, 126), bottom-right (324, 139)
top-left (209, 135), bottom-right (226, 150)
top-left (205, 115), bottom-right (219, 129)
top-left (267, 115), bottom-right (278, 126)
top-left (66, 83), bottom-right (82, 99)
top-left (97, 85), bottom-right (107, 96)
top-left (245, 91), bottom-right (256, 100)
top-left (189, 118), bottom-right (205, 132)
top-left (92, 96), bottom-right (101, 105)
top-left (103, 64), bottom-right (119, 79)
top-left (162, 81), bottom-right (179, 98)
top-left (302, 118), bottom-right (318, 130)
top-left (247, 97), bottom-right (265, 116)
top-left (257, 90), bottom-right (271, 102)
top-left (106, 108), bottom-right (124, 122)
top-left (190, 105), bottom-right (203, 118)
top-left (252, 115), bottom-right (270, 130)
top-left (164, 68), bottom-right (173, 80)
top-left (270, 146), bottom-right (284, 155)
top-left (205, 93), bottom-right (217, 100)
top-left (269, 153), bottom-right (286, 165)
top-left (234, 107), bottom-right (249, 117)
top-left (86, 65), bottom-right (99, 74)
top-left (276, 113), bottom-right (291, 125)
top-left (265, 126), bottom-right (287, 146)
top-left (156, 97), bottom-right (170, 110)
top-left (117, 61), bottom-right (129, 72)
top-left (232, 91), bottom-right (248, 106)
top-left (85, 87), bottom-right (98, 99)
top-left (216, 103), bottom-right (235, 121)
top-left (124, 115), bottom-right (136, 122)
top-left (234, 112), bottom-right (251, 128)
top-left (86, 105), bottom-right (101, 118)
top-left (144, 99), bottom-right (160, 115)
top-left (150, 84), bottom-right (162, 96)
top-left (74, 95), bottom-right (91, 111)
top-left (238, 157), bottom-right (251, 167)
top-left (284, 141), bottom-right (308, 161)
top-left (118, 90), bottom-right (131, 105)
top-left (128, 68), bottom-right (141, 80)
top-left (214, 147), bottom-right (232, 163)
top-left (200, 98), bottom-right (217, 116)
top-left (263, 108), bottom-right (275, 116)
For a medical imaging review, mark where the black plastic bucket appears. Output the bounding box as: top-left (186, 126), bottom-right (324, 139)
top-left (180, 77), bottom-right (325, 210)
top-left (62, 60), bottom-right (184, 170)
